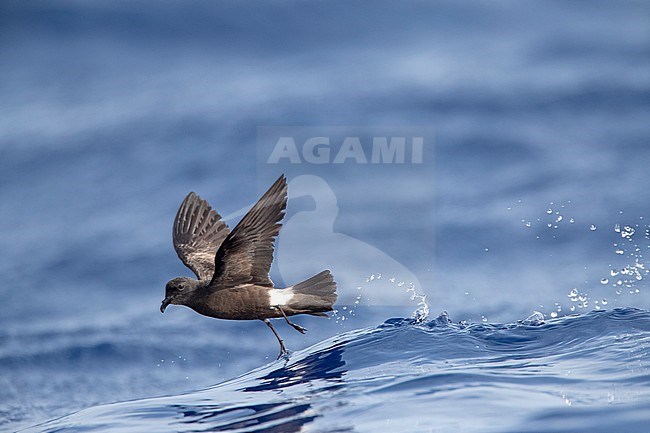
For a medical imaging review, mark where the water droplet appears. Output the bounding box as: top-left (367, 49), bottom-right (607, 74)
top-left (614, 224), bottom-right (621, 233)
top-left (590, 224), bottom-right (597, 231)
top-left (615, 249), bottom-right (624, 255)
top-left (569, 218), bottom-right (575, 223)
top-left (507, 206), bottom-right (511, 210)
top-left (621, 226), bottom-right (635, 238)
top-left (485, 248), bottom-right (489, 252)
top-left (610, 269), bottom-right (619, 277)
top-left (547, 223), bottom-right (553, 228)
top-left (600, 278), bottom-right (609, 285)
top-left (556, 215), bottom-right (563, 222)
top-left (570, 306), bottom-right (575, 311)
top-left (550, 311), bottom-right (558, 318)
top-left (546, 209), bottom-right (553, 214)
top-left (601, 299), bottom-right (608, 305)
top-left (525, 221), bottom-right (531, 227)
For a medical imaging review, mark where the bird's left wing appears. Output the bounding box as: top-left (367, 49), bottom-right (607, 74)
top-left (173, 192), bottom-right (230, 281)
top-left (209, 175), bottom-right (287, 289)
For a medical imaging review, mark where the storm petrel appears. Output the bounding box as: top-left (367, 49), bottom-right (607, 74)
top-left (161, 175), bottom-right (337, 358)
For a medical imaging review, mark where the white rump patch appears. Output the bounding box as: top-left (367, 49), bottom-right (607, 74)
top-left (269, 288), bottom-right (294, 307)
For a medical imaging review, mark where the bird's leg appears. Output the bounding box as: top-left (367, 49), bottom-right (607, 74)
top-left (275, 306), bottom-right (307, 334)
top-left (263, 319), bottom-right (288, 359)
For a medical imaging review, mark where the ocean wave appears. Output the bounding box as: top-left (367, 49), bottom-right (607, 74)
top-left (23, 307), bottom-right (650, 433)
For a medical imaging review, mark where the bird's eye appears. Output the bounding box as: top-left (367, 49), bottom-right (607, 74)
top-left (177, 284), bottom-right (185, 291)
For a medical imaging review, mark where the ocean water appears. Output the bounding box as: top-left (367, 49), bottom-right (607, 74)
top-left (19, 308), bottom-right (650, 433)
top-left (1, 0), bottom-right (650, 431)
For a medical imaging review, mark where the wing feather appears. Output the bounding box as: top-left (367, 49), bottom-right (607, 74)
top-left (173, 192), bottom-right (230, 281)
top-left (209, 175), bottom-right (287, 289)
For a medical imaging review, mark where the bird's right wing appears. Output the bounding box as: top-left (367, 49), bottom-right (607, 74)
top-left (173, 192), bottom-right (230, 281)
top-left (209, 175), bottom-right (287, 290)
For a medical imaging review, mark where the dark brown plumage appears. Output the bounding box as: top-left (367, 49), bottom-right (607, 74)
top-left (173, 191), bottom-right (230, 281)
top-left (161, 175), bottom-right (337, 358)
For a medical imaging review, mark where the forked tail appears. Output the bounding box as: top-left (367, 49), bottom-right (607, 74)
top-left (288, 270), bottom-right (337, 316)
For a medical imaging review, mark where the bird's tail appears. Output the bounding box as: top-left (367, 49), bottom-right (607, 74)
top-left (288, 270), bottom-right (337, 316)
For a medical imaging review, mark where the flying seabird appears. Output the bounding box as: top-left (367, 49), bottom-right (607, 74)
top-left (161, 175), bottom-right (337, 358)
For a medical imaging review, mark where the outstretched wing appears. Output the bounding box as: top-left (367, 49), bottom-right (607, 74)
top-left (209, 175), bottom-right (287, 289)
top-left (173, 192), bottom-right (230, 281)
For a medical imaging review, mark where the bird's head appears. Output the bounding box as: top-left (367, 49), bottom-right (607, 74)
top-left (160, 277), bottom-right (199, 313)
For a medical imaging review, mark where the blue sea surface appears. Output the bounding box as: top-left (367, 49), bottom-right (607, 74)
top-left (1, 0), bottom-right (649, 431)
top-left (20, 308), bottom-right (650, 433)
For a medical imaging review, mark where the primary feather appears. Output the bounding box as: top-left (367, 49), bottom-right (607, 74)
top-left (172, 192), bottom-right (230, 281)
